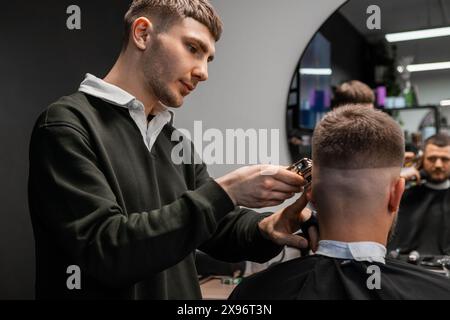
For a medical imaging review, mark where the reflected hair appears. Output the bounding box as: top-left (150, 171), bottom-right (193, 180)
top-left (331, 80), bottom-right (375, 109)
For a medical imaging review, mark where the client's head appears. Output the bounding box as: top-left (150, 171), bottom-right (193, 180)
top-left (311, 105), bottom-right (405, 245)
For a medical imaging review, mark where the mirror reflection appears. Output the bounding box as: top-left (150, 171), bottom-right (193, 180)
top-left (287, 0), bottom-right (450, 161)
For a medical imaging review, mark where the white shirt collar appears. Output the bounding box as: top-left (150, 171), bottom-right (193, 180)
top-left (78, 73), bottom-right (173, 152)
top-left (316, 240), bottom-right (386, 264)
top-left (425, 179), bottom-right (450, 190)
top-left (79, 73), bottom-right (137, 107)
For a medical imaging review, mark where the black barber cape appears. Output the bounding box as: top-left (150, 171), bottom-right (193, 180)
top-left (388, 184), bottom-right (450, 256)
top-left (229, 255), bottom-right (450, 300)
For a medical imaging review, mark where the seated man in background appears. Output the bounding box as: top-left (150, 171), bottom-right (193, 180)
top-left (230, 105), bottom-right (450, 300)
top-left (331, 80), bottom-right (375, 109)
top-left (389, 133), bottom-right (450, 257)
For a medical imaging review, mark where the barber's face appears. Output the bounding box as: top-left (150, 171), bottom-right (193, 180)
top-left (423, 144), bottom-right (450, 183)
top-left (143, 18), bottom-right (215, 108)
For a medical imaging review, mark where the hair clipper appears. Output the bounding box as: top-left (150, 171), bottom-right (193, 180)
top-left (287, 158), bottom-right (313, 187)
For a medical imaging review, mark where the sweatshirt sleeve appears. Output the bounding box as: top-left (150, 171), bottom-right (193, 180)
top-left (199, 208), bottom-right (284, 263)
top-left (28, 123), bottom-right (235, 288)
top-left (194, 163), bottom-right (283, 263)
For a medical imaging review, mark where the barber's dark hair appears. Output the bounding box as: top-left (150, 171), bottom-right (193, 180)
top-left (424, 133), bottom-right (450, 148)
top-left (313, 105), bottom-right (405, 169)
top-left (122, 0), bottom-right (223, 51)
top-left (331, 80), bottom-right (375, 110)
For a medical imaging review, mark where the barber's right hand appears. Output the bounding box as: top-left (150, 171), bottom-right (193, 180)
top-left (216, 165), bottom-right (305, 208)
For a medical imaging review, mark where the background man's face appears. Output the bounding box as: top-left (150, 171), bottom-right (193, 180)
top-left (423, 144), bottom-right (450, 183)
top-left (143, 17), bottom-right (215, 108)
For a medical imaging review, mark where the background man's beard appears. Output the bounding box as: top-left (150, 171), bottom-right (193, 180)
top-left (428, 171), bottom-right (450, 183)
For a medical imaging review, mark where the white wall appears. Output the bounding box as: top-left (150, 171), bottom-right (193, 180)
top-left (174, 0), bottom-right (346, 180)
top-left (412, 71), bottom-right (450, 106)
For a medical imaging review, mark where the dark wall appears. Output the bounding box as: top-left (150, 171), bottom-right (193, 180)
top-left (0, 1), bottom-right (131, 299)
top-left (320, 12), bottom-right (375, 87)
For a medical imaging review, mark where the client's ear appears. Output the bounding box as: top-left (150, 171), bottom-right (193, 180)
top-left (388, 177), bottom-right (405, 214)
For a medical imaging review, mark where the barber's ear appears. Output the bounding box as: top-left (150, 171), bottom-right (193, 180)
top-left (388, 177), bottom-right (405, 214)
top-left (132, 17), bottom-right (154, 50)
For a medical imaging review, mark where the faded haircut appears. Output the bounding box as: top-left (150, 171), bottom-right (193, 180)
top-left (312, 105), bottom-right (405, 169)
top-left (122, 0), bottom-right (223, 51)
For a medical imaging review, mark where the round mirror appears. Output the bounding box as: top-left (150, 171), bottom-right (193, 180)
top-left (287, 0), bottom-right (450, 161)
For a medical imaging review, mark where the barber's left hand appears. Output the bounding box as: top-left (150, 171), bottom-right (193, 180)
top-left (258, 192), bottom-right (319, 251)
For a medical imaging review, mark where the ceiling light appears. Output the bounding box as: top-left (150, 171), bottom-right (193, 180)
top-left (406, 61), bottom-right (450, 72)
top-left (441, 99), bottom-right (450, 107)
top-left (386, 26), bottom-right (450, 42)
top-left (299, 68), bottom-right (332, 75)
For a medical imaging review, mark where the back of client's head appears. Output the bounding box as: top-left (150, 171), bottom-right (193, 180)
top-left (331, 80), bottom-right (375, 110)
top-left (311, 105), bottom-right (405, 244)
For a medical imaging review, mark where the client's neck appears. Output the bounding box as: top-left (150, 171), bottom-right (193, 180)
top-left (319, 223), bottom-right (388, 246)
top-left (316, 207), bottom-right (390, 247)
top-left (312, 167), bottom-right (396, 247)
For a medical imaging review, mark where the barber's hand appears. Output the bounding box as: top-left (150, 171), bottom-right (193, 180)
top-left (216, 165), bottom-right (305, 208)
top-left (257, 192), bottom-right (319, 251)
top-left (401, 166), bottom-right (421, 182)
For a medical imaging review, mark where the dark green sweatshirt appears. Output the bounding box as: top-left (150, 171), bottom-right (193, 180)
top-left (28, 92), bottom-right (282, 299)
